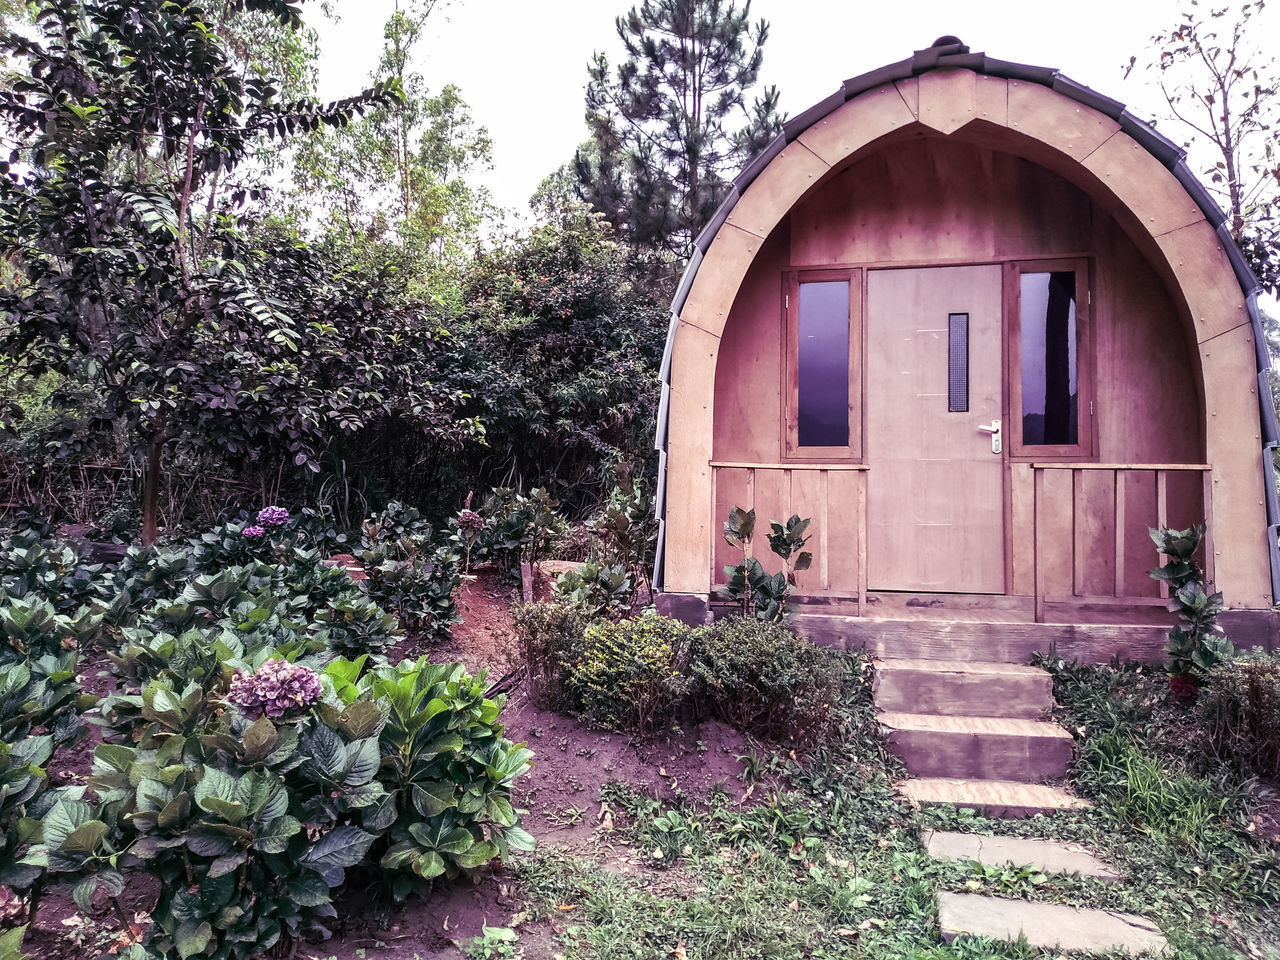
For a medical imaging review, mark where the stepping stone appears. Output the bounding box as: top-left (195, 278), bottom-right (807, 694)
top-left (938, 892), bottom-right (1167, 954)
top-left (899, 777), bottom-right (1090, 818)
top-left (879, 712), bottom-right (1074, 781)
top-left (874, 659), bottom-right (1053, 719)
top-left (923, 830), bottom-right (1122, 880)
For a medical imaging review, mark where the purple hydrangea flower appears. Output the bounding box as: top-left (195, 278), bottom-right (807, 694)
top-left (258, 505), bottom-right (290, 527)
top-left (242, 524), bottom-right (266, 539)
top-left (227, 659), bottom-right (323, 719)
top-left (455, 509), bottom-right (484, 533)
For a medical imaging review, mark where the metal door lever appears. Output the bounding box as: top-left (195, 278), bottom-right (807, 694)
top-left (977, 419), bottom-right (1002, 454)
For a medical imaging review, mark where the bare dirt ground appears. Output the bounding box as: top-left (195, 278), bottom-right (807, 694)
top-left (22, 572), bottom-right (752, 959)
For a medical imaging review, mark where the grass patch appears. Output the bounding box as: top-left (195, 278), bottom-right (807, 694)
top-left (507, 652), bottom-right (1280, 959)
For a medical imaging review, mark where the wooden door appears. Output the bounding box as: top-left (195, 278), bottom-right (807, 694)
top-left (867, 266), bottom-right (1005, 592)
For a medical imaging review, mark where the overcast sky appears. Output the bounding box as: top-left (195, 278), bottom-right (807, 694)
top-left (311, 0), bottom-right (1277, 216)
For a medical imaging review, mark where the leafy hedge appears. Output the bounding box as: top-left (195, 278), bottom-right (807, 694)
top-left (514, 607), bottom-right (842, 743)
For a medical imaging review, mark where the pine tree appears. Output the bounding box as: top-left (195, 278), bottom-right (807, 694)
top-left (576, 0), bottom-right (785, 260)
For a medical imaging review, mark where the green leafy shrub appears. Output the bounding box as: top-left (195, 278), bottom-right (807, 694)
top-left (553, 561), bottom-right (632, 619)
top-left (568, 613), bottom-right (693, 733)
top-left (359, 542), bottom-right (461, 640)
top-left (0, 534), bottom-right (111, 614)
top-left (510, 602), bottom-right (586, 710)
top-left (1200, 651), bottom-right (1280, 780)
top-left (1148, 524), bottom-right (1232, 682)
top-left (323, 657), bottom-right (536, 901)
top-left (0, 654), bottom-right (95, 747)
top-left (0, 596), bottom-right (103, 664)
top-left (719, 507), bottom-right (812, 622)
top-left (580, 480), bottom-right (659, 605)
top-left (312, 595), bottom-right (403, 657)
top-left (473, 488), bottom-right (566, 578)
top-left (27, 651), bottom-right (534, 958)
top-left (689, 617), bottom-right (841, 742)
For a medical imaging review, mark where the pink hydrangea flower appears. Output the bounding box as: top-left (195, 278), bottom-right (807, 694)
top-left (242, 524), bottom-right (266, 538)
top-left (227, 659), bottom-right (322, 719)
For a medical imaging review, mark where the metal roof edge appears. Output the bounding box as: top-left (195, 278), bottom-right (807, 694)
top-left (670, 246), bottom-right (703, 316)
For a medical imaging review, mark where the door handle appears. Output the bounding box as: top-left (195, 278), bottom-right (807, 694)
top-left (977, 419), bottom-right (1002, 454)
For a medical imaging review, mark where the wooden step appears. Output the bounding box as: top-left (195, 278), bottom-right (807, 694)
top-left (880, 712), bottom-right (1074, 780)
top-left (791, 613), bottom-right (1168, 665)
top-left (899, 778), bottom-right (1090, 818)
top-left (938, 892), bottom-right (1167, 954)
top-left (873, 659), bottom-right (1053, 719)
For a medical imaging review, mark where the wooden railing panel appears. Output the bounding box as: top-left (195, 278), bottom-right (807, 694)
top-left (709, 463), bottom-right (866, 602)
top-left (1033, 463), bottom-right (1212, 616)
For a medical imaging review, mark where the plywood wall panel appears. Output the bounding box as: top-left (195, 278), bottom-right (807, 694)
top-left (791, 138), bottom-right (1093, 267)
top-left (1006, 81), bottom-right (1119, 162)
top-left (712, 226), bottom-right (788, 461)
top-left (1093, 220), bottom-right (1203, 465)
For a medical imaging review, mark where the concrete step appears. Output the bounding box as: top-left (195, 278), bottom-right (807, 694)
top-left (873, 659), bottom-right (1054, 719)
top-left (880, 712), bottom-right (1074, 781)
top-left (791, 613), bottom-right (1168, 665)
top-left (938, 892), bottom-right (1167, 954)
top-left (899, 778), bottom-right (1090, 818)
top-left (923, 830), bottom-right (1122, 880)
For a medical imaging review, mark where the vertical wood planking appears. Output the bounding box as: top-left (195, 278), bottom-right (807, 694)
top-left (1156, 471), bottom-right (1169, 599)
top-left (752, 468), bottom-right (790, 577)
top-left (1072, 470), bottom-right (1084, 597)
top-left (1009, 464), bottom-right (1036, 596)
top-left (1202, 469), bottom-right (1216, 585)
top-left (1122, 470), bottom-right (1159, 598)
top-left (712, 467), bottom-right (753, 585)
top-left (789, 469), bottom-right (827, 592)
top-left (1034, 468), bottom-right (1045, 622)
top-left (827, 470), bottom-right (862, 594)
top-left (1076, 469), bottom-right (1118, 596)
top-left (1039, 469), bottom-right (1075, 603)
top-left (1114, 471), bottom-right (1126, 598)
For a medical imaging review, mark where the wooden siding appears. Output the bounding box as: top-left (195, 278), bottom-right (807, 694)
top-left (667, 70), bottom-right (1270, 610)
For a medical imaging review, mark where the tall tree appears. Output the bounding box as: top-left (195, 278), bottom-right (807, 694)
top-left (0, 0), bottom-right (402, 542)
top-left (1126, 0), bottom-right (1279, 295)
top-left (291, 0), bottom-right (493, 293)
top-left (576, 0), bottom-right (784, 260)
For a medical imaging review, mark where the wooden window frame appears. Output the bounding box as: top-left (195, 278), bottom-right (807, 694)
top-left (1006, 258), bottom-right (1095, 461)
top-left (782, 268), bottom-right (863, 461)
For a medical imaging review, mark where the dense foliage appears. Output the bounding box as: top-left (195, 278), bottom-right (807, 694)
top-left (0, 513), bottom-right (532, 958)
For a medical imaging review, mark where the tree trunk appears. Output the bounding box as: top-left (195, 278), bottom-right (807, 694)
top-left (140, 430), bottom-right (166, 546)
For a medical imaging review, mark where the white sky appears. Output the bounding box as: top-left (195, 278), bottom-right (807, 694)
top-left (311, 0), bottom-right (1276, 214)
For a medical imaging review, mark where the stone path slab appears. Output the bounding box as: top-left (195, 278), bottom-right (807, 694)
top-left (938, 892), bottom-right (1167, 954)
top-left (924, 830), bottom-right (1122, 880)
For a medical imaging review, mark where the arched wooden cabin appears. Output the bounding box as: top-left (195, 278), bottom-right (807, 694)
top-left (653, 38), bottom-right (1280, 659)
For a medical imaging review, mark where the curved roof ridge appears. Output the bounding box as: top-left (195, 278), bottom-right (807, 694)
top-left (652, 39), bottom-right (1280, 599)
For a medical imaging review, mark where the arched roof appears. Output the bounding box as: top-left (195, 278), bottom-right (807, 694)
top-left (652, 37), bottom-right (1280, 599)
